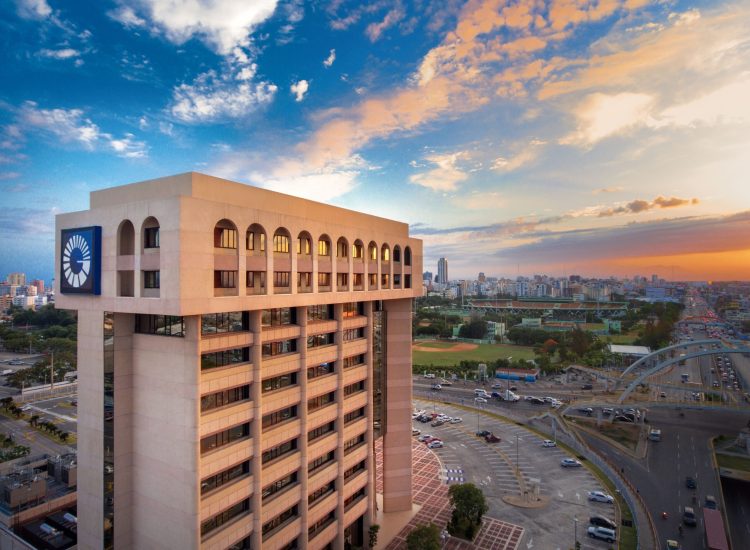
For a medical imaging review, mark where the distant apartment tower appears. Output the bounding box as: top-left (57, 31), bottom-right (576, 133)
top-left (31, 279), bottom-right (45, 295)
top-left (437, 258), bottom-right (448, 285)
top-left (7, 272), bottom-right (25, 286)
top-left (55, 173), bottom-right (422, 550)
top-left (478, 272), bottom-right (485, 283)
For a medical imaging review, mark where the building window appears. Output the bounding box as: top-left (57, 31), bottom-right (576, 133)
top-left (143, 270), bottom-right (160, 289)
top-left (318, 272), bottom-right (331, 287)
top-left (308, 392), bottom-right (335, 412)
top-left (307, 304), bottom-right (333, 321)
top-left (262, 439), bottom-right (297, 464)
top-left (247, 270), bottom-right (266, 288)
top-left (344, 460), bottom-right (366, 481)
top-left (201, 461), bottom-right (250, 494)
top-left (201, 347), bottom-right (250, 370)
top-left (344, 434), bottom-right (365, 454)
top-left (214, 270), bottom-right (237, 288)
top-left (201, 423), bottom-right (250, 454)
top-left (343, 327), bottom-right (365, 341)
top-left (345, 487), bottom-right (366, 509)
top-left (135, 314), bottom-right (184, 337)
top-left (273, 233), bottom-right (290, 253)
top-left (262, 406), bottom-right (298, 430)
top-left (368, 245), bottom-right (377, 261)
top-left (337, 273), bottom-right (348, 287)
top-left (297, 236), bottom-right (311, 255)
top-left (215, 227), bottom-right (238, 249)
top-left (393, 247), bottom-right (401, 262)
top-left (342, 302), bottom-right (363, 318)
top-left (344, 407), bottom-right (365, 424)
top-left (274, 271), bottom-right (290, 288)
top-left (201, 498), bottom-right (250, 537)
top-left (307, 333), bottom-right (334, 348)
top-left (309, 510), bottom-right (335, 539)
top-left (382, 247), bottom-right (390, 261)
top-left (353, 273), bottom-right (363, 288)
top-left (261, 339), bottom-right (297, 357)
top-left (262, 308), bottom-right (295, 326)
top-left (262, 373), bottom-right (297, 393)
top-left (368, 273), bottom-right (377, 287)
top-left (201, 311), bottom-right (248, 335)
top-left (246, 231), bottom-right (266, 251)
top-left (318, 238), bottom-right (330, 256)
top-left (263, 471), bottom-right (298, 501)
top-left (144, 227), bottom-right (160, 249)
top-left (308, 450), bottom-right (334, 473)
top-left (262, 505), bottom-right (298, 538)
top-left (308, 421), bottom-right (335, 442)
top-left (297, 272), bottom-right (311, 288)
top-left (394, 274), bottom-right (401, 286)
top-left (308, 481), bottom-right (335, 506)
top-left (344, 380), bottom-right (365, 396)
top-left (343, 354), bottom-right (365, 368)
top-left (227, 536), bottom-right (253, 550)
top-left (381, 274), bottom-right (390, 287)
top-left (201, 385), bottom-right (250, 412)
top-left (405, 274), bottom-right (411, 288)
top-left (307, 362), bottom-right (334, 379)
top-left (404, 246), bottom-right (412, 265)
top-left (352, 242), bottom-right (364, 258)
top-left (336, 240), bottom-right (348, 258)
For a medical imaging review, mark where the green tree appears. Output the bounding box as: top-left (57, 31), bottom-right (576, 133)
top-left (368, 524), bottom-right (380, 549)
top-left (406, 523), bottom-right (441, 550)
top-left (458, 316), bottom-right (488, 339)
top-left (448, 483), bottom-right (488, 540)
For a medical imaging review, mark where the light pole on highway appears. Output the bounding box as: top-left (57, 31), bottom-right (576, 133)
top-left (515, 434), bottom-right (519, 477)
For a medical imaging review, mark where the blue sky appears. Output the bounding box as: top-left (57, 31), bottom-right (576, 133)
top-left (1, 0), bottom-right (749, 283)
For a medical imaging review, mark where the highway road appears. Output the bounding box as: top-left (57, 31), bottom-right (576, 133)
top-left (581, 407), bottom-right (749, 550)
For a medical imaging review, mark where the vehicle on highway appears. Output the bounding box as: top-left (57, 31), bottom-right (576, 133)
top-left (581, 383), bottom-right (593, 390)
top-left (578, 407), bottom-right (594, 416)
top-left (484, 433), bottom-right (500, 443)
top-left (682, 506), bottom-right (697, 526)
top-left (8, 360), bottom-right (24, 366)
top-left (589, 515), bottom-right (617, 530)
top-left (474, 397), bottom-right (487, 404)
top-left (588, 491), bottom-right (614, 504)
top-left (529, 397), bottom-right (545, 405)
top-left (524, 395), bottom-right (535, 401)
top-left (649, 428), bottom-right (662, 441)
top-left (474, 389), bottom-right (490, 397)
top-left (614, 414), bottom-right (635, 423)
top-left (659, 391), bottom-right (667, 398)
top-left (427, 440), bottom-right (444, 449)
top-left (602, 407), bottom-right (613, 415)
top-left (439, 379), bottom-right (452, 386)
top-left (431, 384), bottom-right (442, 391)
top-left (704, 495), bottom-right (717, 510)
top-left (703, 507), bottom-right (729, 550)
top-left (424, 373), bottom-right (436, 378)
top-left (685, 476), bottom-right (697, 489)
top-left (542, 440), bottom-right (556, 447)
top-left (561, 458), bottom-right (582, 468)
top-left (491, 383), bottom-right (503, 389)
top-left (665, 540), bottom-right (681, 550)
top-left (587, 526), bottom-right (616, 543)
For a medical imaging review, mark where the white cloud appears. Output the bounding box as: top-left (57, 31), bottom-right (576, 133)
top-left (253, 170), bottom-right (357, 202)
top-left (15, 0), bottom-right (51, 19)
top-left (492, 139), bottom-right (546, 172)
top-left (110, 0), bottom-right (279, 55)
top-left (170, 68), bottom-right (277, 122)
top-left (38, 48), bottom-right (80, 59)
top-left (108, 133), bottom-right (148, 158)
top-left (323, 49), bottom-right (336, 68)
top-left (290, 80), bottom-right (309, 102)
top-left (410, 151), bottom-right (470, 192)
top-left (658, 79), bottom-right (750, 128)
top-left (561, 92), bottom-right (655, 147)
top-left (366, 4), bottom-right (405, 42)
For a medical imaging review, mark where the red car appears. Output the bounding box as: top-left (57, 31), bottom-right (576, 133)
top-left (485, 433), bottom-right (501, 443)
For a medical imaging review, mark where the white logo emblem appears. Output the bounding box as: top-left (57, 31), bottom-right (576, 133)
top-left (62, 234), bottom-right (91, 288)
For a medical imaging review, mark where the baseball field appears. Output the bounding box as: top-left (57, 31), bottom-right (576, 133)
top-left (412, 340), bottom-right (535, 367)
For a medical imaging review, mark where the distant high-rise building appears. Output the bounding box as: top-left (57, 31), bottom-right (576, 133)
top-left (651, 274), bottom-right (658, 284)
top-left (437, 257), bottom-right (448, 284)
top-left (7, 272), bottom-right (25, 286)
top-left (31, 279), bottom-right (45, 295)
top-left (423, 271), bottom-right (433, 282)
top-left (478, 272), bottom-right (486, 283)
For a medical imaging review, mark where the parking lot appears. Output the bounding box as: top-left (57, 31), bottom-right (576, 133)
top-left (414, 399), bottom-right (621, 549)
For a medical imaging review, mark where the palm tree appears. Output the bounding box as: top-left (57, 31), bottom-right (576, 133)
top-left (29, 415), bottom-right (39, 427)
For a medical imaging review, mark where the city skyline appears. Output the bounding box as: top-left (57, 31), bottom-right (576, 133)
top-left (1, 0), bottom-right (749, 281)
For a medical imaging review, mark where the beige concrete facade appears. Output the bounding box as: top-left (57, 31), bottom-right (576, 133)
top-left (55, 173), bottom-right (422, 550)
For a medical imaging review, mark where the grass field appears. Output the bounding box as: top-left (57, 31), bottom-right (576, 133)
top-left (716, 453), bottom-right (750, 472)
top-left (412, 342), bottom-right (535, 367)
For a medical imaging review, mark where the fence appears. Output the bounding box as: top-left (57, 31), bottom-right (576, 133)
top-left (18, 381), bottom-right (77, 402)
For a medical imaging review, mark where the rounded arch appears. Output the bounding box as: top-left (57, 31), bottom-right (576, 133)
top-left (352, 239), bottom-right (365, 261)
top-left (336, 236), bottom-right (349, 258)
top-left (393, 244), bottom-right (401, 263)
top-left (118, 219), bottom-right (135, 255)
top-left (272, 227), bottom-right (292, 254)
top-left (297, 230), bottom-right (312, 255)
top-left (381, 243), bottom-right (390, 262)
top-left (141, 216), bottom-right (160, 252)
top-left (367, 241), bottom-right (378, 261)
top-left (317, 233), bottom-right (332, 257)
top-left (404, 246), bottom-right (412, 266)
top-left (246, 223), bottom-right (266, 253)
top-left (214, 218), bottom-right (238, 249)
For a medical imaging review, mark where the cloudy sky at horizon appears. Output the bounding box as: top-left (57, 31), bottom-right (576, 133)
top-left (1, 0), bottom-right (749, 283)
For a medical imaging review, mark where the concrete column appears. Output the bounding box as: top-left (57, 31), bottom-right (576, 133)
top-left (249, 311), bottom-right (263, 550)
top-left (382, 298), bottom-right (413, 512)
top-left (334, 302), bottom-right (346, 550)
top-left (298, 306), bottom-right (309, 550)
top-left (363, 301), bottom-right (375, 532)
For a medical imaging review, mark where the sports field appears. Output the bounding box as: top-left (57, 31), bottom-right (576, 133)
top-left (412, 340), bottom-right (535, 367)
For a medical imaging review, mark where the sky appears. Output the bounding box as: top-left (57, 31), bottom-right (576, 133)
top-left (1, 0), bottom-right (749, 283)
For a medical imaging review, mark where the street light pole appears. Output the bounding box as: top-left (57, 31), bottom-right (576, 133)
top-left (574, 516), bottom-right (578, 548)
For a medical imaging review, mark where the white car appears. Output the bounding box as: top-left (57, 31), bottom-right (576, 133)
top-left (417, 434), bottom-right (433, 442)
top-left (588, 491), bottom-right (614, 503)
top-left (427, 440), bottom-right (444, 449)
top-left (542, 440), bottom-right (556, 447)
top-left (449, 417), bottom-right (462, 424)
top-left (561, 458), bottom-right (582, 468)
top-left (474, 397), bottom-right (488, 404)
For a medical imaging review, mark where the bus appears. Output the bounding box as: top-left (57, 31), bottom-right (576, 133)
top-left (703, 508), bottom-right (729, 550)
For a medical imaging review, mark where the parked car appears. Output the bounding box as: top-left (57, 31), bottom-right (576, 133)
top-left (561, 458), bottom-right (582, 468)
top-left (682, 506), bottom-right (697, 526)
top-left (427, 440), bottom-right (444, 449)
top-left (417, 434), bottom-right (433, 442)
top-left (685, 476), bottom-right (697, 489)
top-left (589, 515), bottom-right (617, 530)
top-left (602, 407), bottom-right (613, 415)
top-left (412, 429), bottom-right (421, 436)
top-left (529, 397), bottom-right (545, 405)
top-left (491, 383), bottom-right (503, 389)
top-left (665, 540), bottom-right (681, 550)
top-left (581, 384), bottom-right (593, 390)
top-left (476, 430), bottom-right (490, 437)
top-left (431, 384), bottom-right (442, 391)
top-left (542, 440), bottom-right (556, 447)
top-left (578, 407), bottom-right (594, 416)
top-left (431, 420), bottom-right (445, 427)
top-left (587, 526), bottom-right (615, 543)
top-left (485, 433), bottom-right (501, 443)
top-left (449, 417), bottom-right (462, 424)
top-left (588, 491), bottom-right (614, 504)
top-left (474, 397), bottom-right (488, 404)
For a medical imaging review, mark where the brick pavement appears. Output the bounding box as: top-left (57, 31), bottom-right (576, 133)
top-left (376, 439), bottom-right (524, 550)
